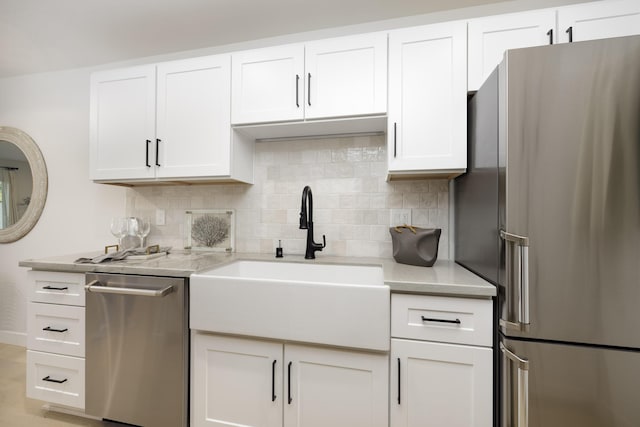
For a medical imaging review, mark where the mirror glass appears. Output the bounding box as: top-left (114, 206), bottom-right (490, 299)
top-left (0, 141), bottom-right (33, 228)
top-left (0, 127), bottom-right (47, 243)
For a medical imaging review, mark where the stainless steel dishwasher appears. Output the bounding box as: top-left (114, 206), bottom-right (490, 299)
top-left (85, 273), bottom-right (188, 427)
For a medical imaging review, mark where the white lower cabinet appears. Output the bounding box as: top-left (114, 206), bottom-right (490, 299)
top-left (26, 271), bottom-right (86, 411)
top-left (390, 294), bottom-right (493, 427)
top-left (390, 339), bottom-right (492, 427)
top-left (191, 333), bottom-right (388, 427)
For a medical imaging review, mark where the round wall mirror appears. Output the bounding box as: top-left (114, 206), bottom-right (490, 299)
top-left (0, 126), bottom-right (47, 243)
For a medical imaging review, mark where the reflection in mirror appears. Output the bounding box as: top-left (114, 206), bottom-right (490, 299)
top-left (0, 126), bottom-right (47, 243)
top-left (0, 141), bottom-right (33, 229)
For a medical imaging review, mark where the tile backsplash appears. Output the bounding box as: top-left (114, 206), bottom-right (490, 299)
top-left (126, 134), bottom-right (450, 259)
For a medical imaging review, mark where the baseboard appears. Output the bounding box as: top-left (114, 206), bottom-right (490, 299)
top-left (42, 404), bottom-right (101, 421)
top-left (0, 330), bottom-right (26, 347)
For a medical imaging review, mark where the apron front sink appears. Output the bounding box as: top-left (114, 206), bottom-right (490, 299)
top-left (190, 260), bottom-right (389, 351)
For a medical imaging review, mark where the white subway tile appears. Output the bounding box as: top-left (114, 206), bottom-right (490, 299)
top-left (126, 136), bottom-right (450, 259)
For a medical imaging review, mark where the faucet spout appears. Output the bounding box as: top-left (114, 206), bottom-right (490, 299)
top-left (299, 186), bottom-right (326, 259)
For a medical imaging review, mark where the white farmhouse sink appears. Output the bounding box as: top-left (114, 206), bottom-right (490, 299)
top-left (190, 260), bottom-right (390, 351)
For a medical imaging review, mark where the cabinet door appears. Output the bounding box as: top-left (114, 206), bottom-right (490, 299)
top-left (156, 55), bottom-right (231, 178)
top-left (390, 339), bottom-right (492, 427)
top-left (89, 65), bottom-right (156, 181)
top-left (191, 333), bottom-right (282, 427)
top-left (388, 22), bottom-right (467, 176)
top-left (558, 0), bottom-right (640, 43)
top-left (468, 9), bottom-right (556, 91)
top-left (284, 344), bottom-right (388, 427)
top-left (231, 44), bottom-right (304, 124)
top-left (304, 33), bottom-right (387, 119)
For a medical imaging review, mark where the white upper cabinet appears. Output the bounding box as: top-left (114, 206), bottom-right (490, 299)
top-left (558, 0), bottom-right (640, 43)
top-left (90, 65), bottom-right (157, 181)
top-left (156, 55), bottom-right (232, 179)
top-left (231, 33), bottom-right (387, 125)
top-left (232, 44), bottom-right (305, 125)
top-left (304, 33), bottom-right (387, 120)
top-left (387, 21), bottom-right (467, 178)
top-left (90, 54), bottom-right (253, 184)
top-left (467, 9), bottom-right (556, 91)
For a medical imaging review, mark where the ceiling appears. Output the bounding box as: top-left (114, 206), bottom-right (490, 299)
top-left (0, 0), bottom-right (501, 78)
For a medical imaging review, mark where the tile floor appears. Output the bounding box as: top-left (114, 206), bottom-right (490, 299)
top-left (0, 343), bottom-right (117, 427)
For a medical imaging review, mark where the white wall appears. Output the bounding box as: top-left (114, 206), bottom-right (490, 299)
top-left (0, 69), bottom-right (125, 345)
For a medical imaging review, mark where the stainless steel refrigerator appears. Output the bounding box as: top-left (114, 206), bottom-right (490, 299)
top-left (455, 35), bottom-right (640, 427)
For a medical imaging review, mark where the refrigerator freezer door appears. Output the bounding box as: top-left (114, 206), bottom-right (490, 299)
top-left (499, 36), bottom-right (640, 346)
top-left (501, 336), bottom-right (640, 427)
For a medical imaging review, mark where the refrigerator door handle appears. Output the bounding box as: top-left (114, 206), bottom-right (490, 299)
top-left (500, 230), bottom-right (530, 330)
top-left (500, 342), bottom-right (529, 427)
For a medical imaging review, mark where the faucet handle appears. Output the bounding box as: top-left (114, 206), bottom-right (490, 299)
top-left (321, 235), bottom-right (326, 248)
top-left (299, 211), bottom-right (308, 229)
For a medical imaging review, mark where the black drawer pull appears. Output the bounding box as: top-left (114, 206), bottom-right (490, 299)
top-left (42, 376), bottom-right (67, 384)
top-left (43, 326), bottom-right (69, 333)
top-left (287, 361), bottom-right (293, 404)
top-left (43, 286), bottom-right (68, 291)
top-left (397, 357), bottom-right (401, 404)
top-left (155, 138), bottom-right (161, 166)
top-left (421, 316), bottom-right (461, 325)
top-left (393, 122), bottom-right (397, 158)
top-left (272, 360), bottom-right (277, 402)
top-left (145, 139), bottom-right (151, 167)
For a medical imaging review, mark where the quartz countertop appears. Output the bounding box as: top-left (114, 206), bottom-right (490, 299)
top-left (19, 251), bottom-right (495, 298)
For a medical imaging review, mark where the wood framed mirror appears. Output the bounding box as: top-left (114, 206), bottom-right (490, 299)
top-left (0, 126), bottom-right (47, 243)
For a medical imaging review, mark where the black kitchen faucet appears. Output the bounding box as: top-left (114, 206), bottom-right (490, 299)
top-left (299, 185), bottom-right (326, 259)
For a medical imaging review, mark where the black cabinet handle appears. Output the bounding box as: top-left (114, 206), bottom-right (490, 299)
top-left (42, 326), bottom-right (68, 333)
top-left (397, 358), bottom-right (401, 404)
top-left (566, 26), bottom-right (573, 43)
top-left (42, 376), bottom-right (67, 384)
top-left (393, 122), bottom-right (397, 158)
top-left (307, 73), bottom-right (311, 106)
top-left (145, 139), bottom-right (151, 167)
top-left (272, 360), bottom-right (277, 402)
top-left (421, 316), bottom-right (461, 324)
top-left (287, 361), bottom-right (293, 404)
top-left (43, 286), bottom-right (68, 291)
top-left (295, 75), bottom-right (300, 108)
top-left (547, 29), bottom-right (554, 45)
top-left (155, 138), bottom-right (161, 166)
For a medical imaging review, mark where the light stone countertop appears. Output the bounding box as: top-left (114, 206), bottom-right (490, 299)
top-left (19, 251), bottom-right (495, 298)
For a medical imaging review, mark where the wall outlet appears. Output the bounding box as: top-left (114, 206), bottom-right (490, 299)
top-left (390, 209), bottom-right (411, 226)
top-left (156, 209), bottom-right (165, 226)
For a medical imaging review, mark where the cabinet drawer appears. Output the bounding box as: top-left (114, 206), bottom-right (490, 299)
top-left (29, 271), bottom-right (85, 306)
top-left (26, 350), bottom-right (85, 410)
top-left (27, 302), bottom-right (85, 357)
top-left (391, 294), bottom-right (492, 346)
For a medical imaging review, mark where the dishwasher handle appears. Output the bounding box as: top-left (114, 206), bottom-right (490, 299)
top-left (85, 280), bottom-right (174, 297)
